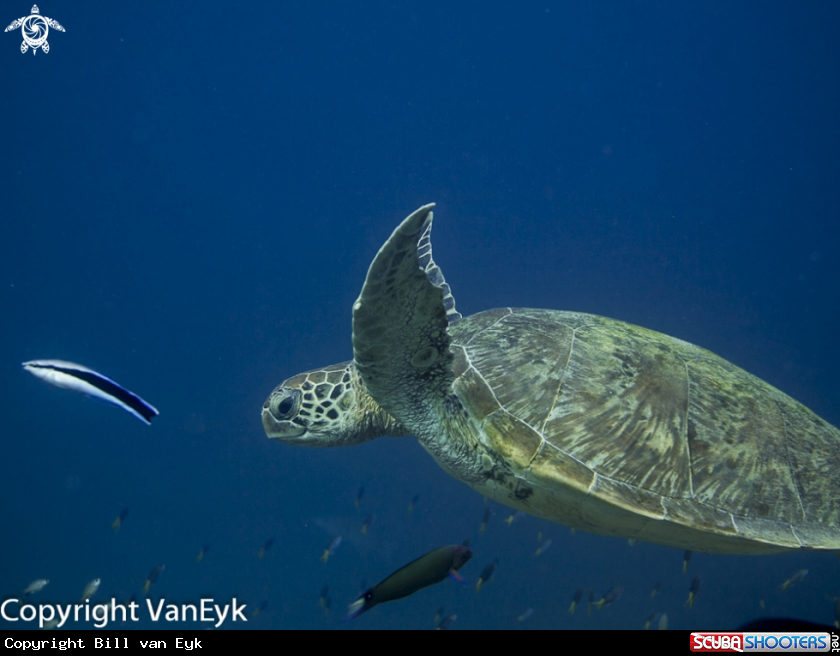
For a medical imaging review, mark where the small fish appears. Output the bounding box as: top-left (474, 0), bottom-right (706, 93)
top-left (759, 596), bottom-right (766, 610)
top-left (433, 606), bottom-right (445, 625)
top-left (80, 578), bottom-right (101, 603)
top-left (361, 514), bottom-right (376, 535)
top-left (111, 507), bottom-right (129, 533)
top-left (346, 545), bottom-right (472, 621)
top-left (645, 613), bottom-right (668, 631)
top-left (321, 536), bottom-right (342, 563)
top-left (479, 507), bottom-right (491, 533)
top-left (627, 539), bottom-right (637, 547)
top-left (651, 581), bottom-right (662, 598)
top-left (42, 618), bottom-right (60, 630)
top-left (518, 608), bottom-right (534, 622)
top-left (23, 360), bottom-right (158, 424)
top-left (323, 595), bottom-right (331, 617)
top-left (537, 527), bottom-right (544, 544)
top-left (569, 527), bottom-right (576, 536)
top-left (594, 585), bottom-right (624, 611)
top-left (258, 537), bottom-right (274, 560)
top-left (142, 565), bottom-right (164, 595)
top-left (21, 579), bottom-right (49, 602)
top-left (355, 486), bottom-right (364, 508)
top-left (436, 614), bottom-right (457, 630)
top-left (407, 494), bottom-right (420, 515)
top-left (834, 598), bottom-right (840, 629)
top-left (683, 550), bottom-right (693, 575)
top-left (534, 539), bottom-right (552, 557)
top-left (475, 560), bottom-right (498, 593)
top-left (251, 601), bottom-right (268, 618)
top-left (686, 574), bottom-right (702, 608)
top-left (569, 587), bottom-right (584, 615)
top-left (779, 568), bottom-right (809, 591)
top-left (319, 586), bottom-right (329, 607)
top-left (505, 511), bottom-right (525, 526)
top-left (196, 544), bottom-right (210, 563)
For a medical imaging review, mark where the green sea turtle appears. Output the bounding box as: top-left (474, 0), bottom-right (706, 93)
top-left (262, 204), bottom-right (840, 555)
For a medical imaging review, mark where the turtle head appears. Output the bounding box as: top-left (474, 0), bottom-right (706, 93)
top-left (262, 361), bottom-right (408, 447)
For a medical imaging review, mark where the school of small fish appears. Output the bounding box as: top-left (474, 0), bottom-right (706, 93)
top-left (10, 360), bottom-right (832, 629)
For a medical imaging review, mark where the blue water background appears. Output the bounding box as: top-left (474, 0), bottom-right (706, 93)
top-left (1, 1), bottom-right (839, 630)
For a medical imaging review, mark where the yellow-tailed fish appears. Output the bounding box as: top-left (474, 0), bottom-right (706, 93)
top-left (534, 539), bottom-right (552, 557)
top-left (779, 568), bottom-right (809, 591)
top-left (518, 608), bottom-right (534, 622)
top-left (651, 581), bottom-right (662, 598)
top-left (408, 494), bottom-right (419, 514)
top-left (361, 514), bottom-right (376, 535)
top-left (479, 507), bottom-right (491, 533)
top-left (142, 565), bottom-right (164, 595)
top-left (686, 574), bottom-right (701, 608)
top-left (111, 507), bottom-right (129, 533)
top-left (594, 585), bottom-right (624, 611)
top-left (436, 614), bottom-right (457, 630)
top-left (569, 587), bottom-right (584, 614)
top-left (346, 545), bottom-right (472, 621)
top-left (321, 536), bottom-right (342, 563)
top-left (319, 585), bottom-right (329, 607)
top-left (257, 537), bottom-right (274, 560)
top-left (475, 560), bottom-right (497, 593)
top-left (196, 543), bottom-right (210, 563)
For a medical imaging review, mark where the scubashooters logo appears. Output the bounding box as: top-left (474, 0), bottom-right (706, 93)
top-left (690, 632), bottom-right (836, 652)
top-left (4, 5), bottom-right (64, 55)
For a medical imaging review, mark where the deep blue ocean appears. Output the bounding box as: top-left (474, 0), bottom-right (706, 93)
top-left (2, 1), bottom-right (839, 631)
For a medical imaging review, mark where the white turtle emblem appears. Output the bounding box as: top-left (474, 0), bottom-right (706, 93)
top-left (5, 5), bottom-right (64, 55)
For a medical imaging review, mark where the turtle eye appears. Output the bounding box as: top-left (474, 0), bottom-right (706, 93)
top-left (272, 390), bottom-right (300, 420)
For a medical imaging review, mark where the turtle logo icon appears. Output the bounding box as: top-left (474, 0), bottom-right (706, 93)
top-left (4, 5), bottom-right (64, 55)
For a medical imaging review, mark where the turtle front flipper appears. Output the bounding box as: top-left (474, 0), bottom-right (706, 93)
top-left (352, 204), bottom-right (460, 429)
top-left (4, 17), bottom-right (24, 32)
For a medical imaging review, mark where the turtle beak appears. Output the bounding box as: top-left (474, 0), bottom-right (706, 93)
top-left (261, 404), bottom-right (307, 442)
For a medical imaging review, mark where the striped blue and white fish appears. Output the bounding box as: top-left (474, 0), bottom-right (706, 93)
top-left (22, 359), bottom-right (159, 425)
